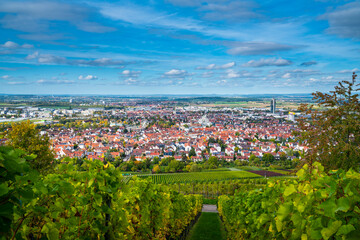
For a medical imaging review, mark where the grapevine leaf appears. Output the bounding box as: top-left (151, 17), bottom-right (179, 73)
top-left (0, 183), bottom-right (8, 196)
top-left (321, 220), bottom-right (342, 240)
top-left (258, 213), bottom-right (270, 224)
top-left (277, 203), bottom-right (292, 221)
top-left (345, 169), bottom-right (360, 180)
top-left (311, 217), bottom-right (323, 230)
top-left (18, 189), bottom-right (33, 200)
top-left (336, 224), bottom-right (355, 236)
top-left (276, 217), bottom-right (283, 232)
top-left (94, 194), bottom-right (102, 206)
top-left (0, 202), bottom-right (13, 217)
top-left (284, 184), bottom-right (296, 197)
top-left (310, 229), bottom-right (322, 240)
top-left (290, 213), bottom-right (302, 226)
top-left (88, 178), bottom-right (94, 187)
top-left (336, 197), bottom-right (350, 212)
top-left (48, 228), bottom-right (59, 240)
top-left (319, 198), bottom-right (336, 218)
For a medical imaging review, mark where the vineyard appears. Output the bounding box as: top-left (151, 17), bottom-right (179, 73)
top-left (136, 170), bottom-right (262, 184)
top-left (166, 179), bottom-right (268, 198)
top-left (218, 162), bottom-right (360, 239)
top-left (0, 147), bottom-right (203, 240)
top-left (247, 170), bottom-right (288, 177)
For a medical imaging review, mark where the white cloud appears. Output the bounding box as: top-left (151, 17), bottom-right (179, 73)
top-left (1, 41), bottom-right (33, 49)
top-left (25, 51), bottom-right (39, 60)
top-left (121, 70), bottom-right (141, 77)
top-left (7, 81), bottom-right (26, 85)
top-left (225, 69), bottom-right (240, 78)
top-left (217, 80), bottom-right (228, 85)
top-left (165, 69), bottom-right (186, 75)
top-left (163, 69), bottom-right (190, 79)
top-left (320, 2), bottom-right (360, 39)
top-left (36, 79), bottom-right (75, 84)
top-left (336, 68), bottom-right (359, 74)
top-left (98, 3), bottom-right (204, 33)
top-left (0, 1), bottom-right (115, 36)
top-left (290, 69), bottom-right (318, 73)
top-left (196, 62), bottom-right (235, 70)
top-left (25, 52), bottom-right (127, 67)
top-left (200, 71), bottom-right (214, 78)
top-left (227, 42), bottom-right (297, 55)
top-left (242, 58), bottom-right (292, 67)
top-left (78, 75), bottom-right (98, 80)
top-left (325, 76), bottom-right (334, 80)
top-left (38, 54), bottom-right (67, 64)
top-left (221, 62), bottom-right (236, 69)
top-left (282, 73), bottom-right (291, 79)
top-left (2, 41), bottom-right (19, 48)
top-left (308, 76), bottom-right (335, 83)
top-left (124, 78), bottom-right (139, 85)
top-left (201, 64), bottom-right (216, 70)
top-left (1, 75), bottom-right (10, 79)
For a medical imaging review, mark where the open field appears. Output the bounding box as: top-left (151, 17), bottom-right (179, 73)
top-left (269, 169), bottom-right (295, 175)
top-left (136, 171), bottom-right (261, 184)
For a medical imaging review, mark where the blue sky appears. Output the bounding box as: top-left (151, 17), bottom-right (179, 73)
top-left (0, 0), bottom-right (359, 95)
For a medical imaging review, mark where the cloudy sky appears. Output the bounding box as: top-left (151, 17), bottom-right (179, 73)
top-left (0, 0), bottom-right (359, 95)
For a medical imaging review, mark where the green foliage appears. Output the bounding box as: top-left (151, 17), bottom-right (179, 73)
top-left (208, 156), bottom-right (219, 168)
top-left (262, 153), bottom-right (275, 164)
top-left (189, 147), bottom-right (196, 158)
top-left (0, 146), bottom-right (38, 239)
top-left (189, 163), bottom-right (202, 172)
top-left (166, 179), bottom-right (268, 197)
top-left (138, 171), bottom-right (261, 184)
top-left (218, 162), bottom-right (360, 240)
top-left (6, 120), bottom-right (55, 173)
top-left (295, 73), bottom-right (360, 172)
top-left (3, 153), bottom-right (202, 239)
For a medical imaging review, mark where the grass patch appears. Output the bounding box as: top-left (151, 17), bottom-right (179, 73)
top-left (236, 166), bottom-right (262, 171)
top-left (269, 169), bottom-right (294, 175)
top-left (203, 198), bottom-right (218, 205)
top-left (138, 170), bottom-right (261, 184)
top-left (202, 168), bottom-right (230, 172)
top-left (187, 212), bottom-right (226, 240)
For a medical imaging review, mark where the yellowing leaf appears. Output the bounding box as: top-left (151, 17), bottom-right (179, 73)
top-left (284, 184), bottom-right (296, 197)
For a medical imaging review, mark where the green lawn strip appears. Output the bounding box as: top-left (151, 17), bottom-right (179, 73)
top-left (236, 166), bottom-right (262, 171)
top-left (137, 171), bottom-right (261, 184)
top-left (203, 198), bottom-right (218, 205)
top-left (187, 212), bottom-right (226, 240)
top-left (269, 169), bottom-right (294, 175)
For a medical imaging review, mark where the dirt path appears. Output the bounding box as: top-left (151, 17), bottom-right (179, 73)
top-left (202, 204), bottom-right (218, 213)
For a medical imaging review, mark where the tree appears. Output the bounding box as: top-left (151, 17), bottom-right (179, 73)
top-left (6, 120), bottom-right (54, 173)
top-left (279, 152), bottom-right (287, 162)
top-left (207, 156), bottom-right (218, 168)
top-left (152, 164), bottom-right (161, 173)
top-left (153, 156), bottom-right (160, 164)
top-left (295, 73), bottom-right (360, 171)
top-left (234, 147), bottom-right (239, 153)
top-left (167, 160), bottom-right (182, 172)
top-left (189, 163), bottom-right (201, 172)
top-left (249, 154), bottom-right (260, 166)
top-left (189, 147), bottom-right (196, 158)
top-left (262, 153), bottom-right (275, 164)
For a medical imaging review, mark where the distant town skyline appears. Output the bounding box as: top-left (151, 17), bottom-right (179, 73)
top-left (0, 0), bottom-right (359, 95)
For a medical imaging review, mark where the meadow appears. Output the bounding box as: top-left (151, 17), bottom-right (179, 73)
top-left (136, 170), bottom-right (261, 184)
